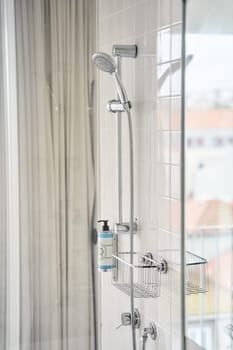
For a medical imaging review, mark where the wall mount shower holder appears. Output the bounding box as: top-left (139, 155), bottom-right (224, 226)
top-left (141, 321), bottom-right (157, 350)
top-left (141, 321), bottom-right (157, 341)
top-left (143, 252), bottom-right (168, 274)
top-left (112, 44), bottom-right (137, 58)
top-left (107, 99), bottom-right (132, 113)
top-left (114, 221), bottom-right (137, 235)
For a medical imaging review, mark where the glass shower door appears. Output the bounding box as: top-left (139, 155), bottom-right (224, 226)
top-left (185, 1), bottom-right (233, 349)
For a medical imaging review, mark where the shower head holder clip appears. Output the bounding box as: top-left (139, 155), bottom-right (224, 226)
top-left (107, 99), bottom-right (132, 113)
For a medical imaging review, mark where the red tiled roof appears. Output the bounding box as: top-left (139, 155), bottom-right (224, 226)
top-left (208, 249), bottom-right (233, 289)
top-left (186, 199), bottom-right (233, 230)
top-left (187, 108), bottom-right (233, 129)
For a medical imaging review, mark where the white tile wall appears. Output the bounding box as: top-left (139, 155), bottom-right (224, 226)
top-left (97, 1), bottom-right (183, 349)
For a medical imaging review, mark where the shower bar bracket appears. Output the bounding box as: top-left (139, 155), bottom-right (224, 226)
top-left (112, 44), bottom-right (137, 58)
top-left (114, 221), bottom-right (137, 235)
top-left (107, 99), bottom-right (132, 113)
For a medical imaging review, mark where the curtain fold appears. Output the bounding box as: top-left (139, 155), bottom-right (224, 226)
top-left (15, 1), bottom-right (95, 349)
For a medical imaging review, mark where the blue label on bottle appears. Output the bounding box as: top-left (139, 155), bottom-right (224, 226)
top-left (98, 264), bottom-right (112, 270)
top-left (98, 232), bottom-right (113, 238)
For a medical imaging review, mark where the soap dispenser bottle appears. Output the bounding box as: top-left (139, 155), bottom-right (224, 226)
top-left (97, 220), bottom-right (113, 272)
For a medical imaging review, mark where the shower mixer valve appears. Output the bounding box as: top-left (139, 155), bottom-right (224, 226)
top-left (116, 309), bottom-right (140, 330)
top-left (116, 312), bottom-right (131, 329)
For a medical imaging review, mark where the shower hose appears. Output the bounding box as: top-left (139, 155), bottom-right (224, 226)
top-left (126, 108), bottom-right (137, 350)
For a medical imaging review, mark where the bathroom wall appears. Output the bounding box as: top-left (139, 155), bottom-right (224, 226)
top-left (96, 0), bottom-right (183, 349)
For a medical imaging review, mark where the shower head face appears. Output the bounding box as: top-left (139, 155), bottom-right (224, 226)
top-left (92, 52), bottom-right (116, 74)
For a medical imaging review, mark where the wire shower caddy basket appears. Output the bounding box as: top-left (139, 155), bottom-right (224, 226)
top-left (167, 250), bottom-right (208, 295)
top-left (186, 251), bottom-right (208, 295)
top-left (112, 252), bottom-right (167, 298)
top-left (112, 251), bottom-right (208, 298)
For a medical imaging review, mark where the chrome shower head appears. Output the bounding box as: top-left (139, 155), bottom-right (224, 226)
top-left (92, 51), bottom-right (129, 107)
top-left (92, 52), bottom-right (116, 74)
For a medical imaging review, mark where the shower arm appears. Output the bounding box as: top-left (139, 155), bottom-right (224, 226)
top-left (113, 45), bottom-right (137, 224)
top-left (113, 45), bottom-right (138, 350)
top-left (112, 55), bottom-right (123, 285)
top-left (112, 45), bottom-right (138, 265)
top-left (116, 55), bottom-right (123, 224)
top-left (113, 45), bottom-right (138, 262)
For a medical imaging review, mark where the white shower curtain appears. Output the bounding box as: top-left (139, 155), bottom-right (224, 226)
top-left (14, 1), bottom-right (96, 349)
top-left (0, 3), bottom-right (7, 347)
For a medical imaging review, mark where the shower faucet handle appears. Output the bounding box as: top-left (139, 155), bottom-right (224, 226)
top-left (116, 312), bottom-right (131, 329)
top-left (116, 309), bottom-right (140, 330)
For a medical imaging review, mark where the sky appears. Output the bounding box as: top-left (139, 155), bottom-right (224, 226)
top-left (186, 34), bottom-right (233, 94)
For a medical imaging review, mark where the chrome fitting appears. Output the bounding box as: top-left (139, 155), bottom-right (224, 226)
top-left (112, 44), bottom-right (137, 58)
top-left (142, 253), bottom-right (168, 274)
top-left (116, 309), bottom-right (140, 330)
top-left (159, 258), bottom-right (168, 274)
top-left (107, 99), bottom-right (132, 113)
top-left (141, 321), bottom-right (157, 342)
top-left (114, 221), bottom-right (137, 234)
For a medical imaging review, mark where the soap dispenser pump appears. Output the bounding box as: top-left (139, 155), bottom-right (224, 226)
top-left (97, 220), bottom-right (113, 272)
